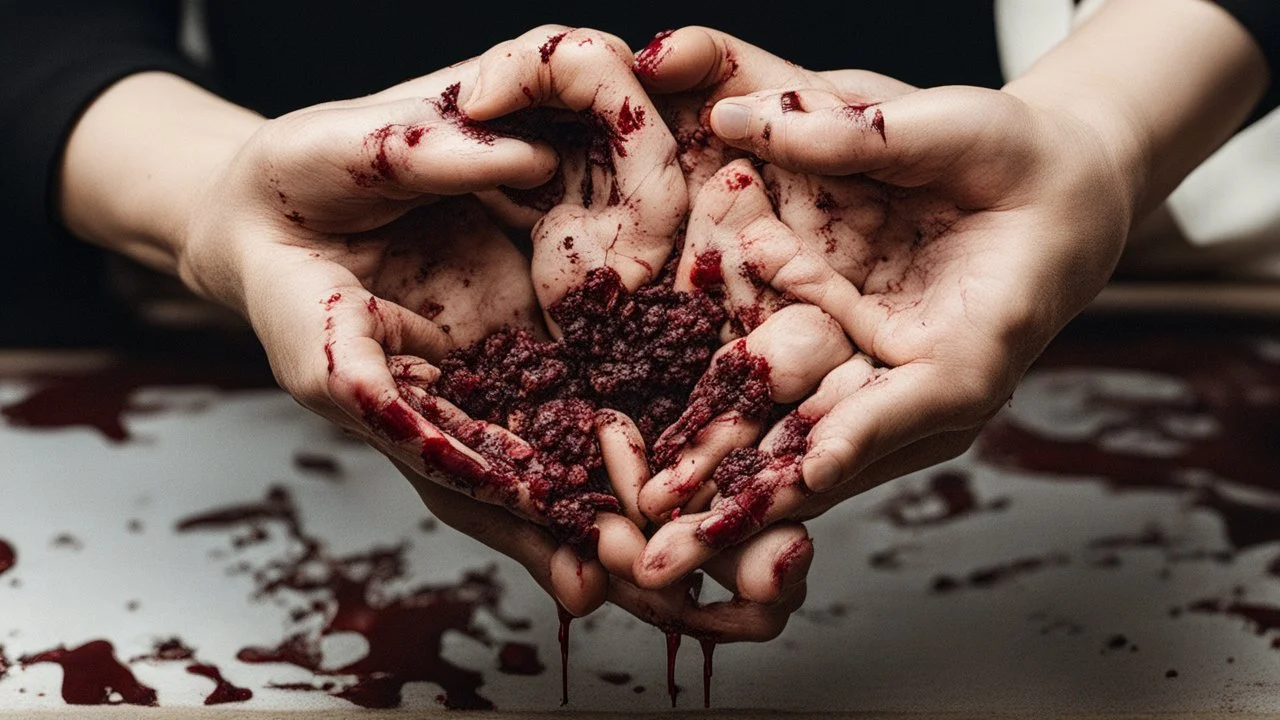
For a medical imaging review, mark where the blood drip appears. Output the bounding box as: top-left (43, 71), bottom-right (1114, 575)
top-left (557, 604), bottom-right (572, 706)
top-left (665, 631), bottom-right (681, 708)
top-left (19, 640), bottom-right (158, 706)
top-left (186, 664), bottom-right (253, 705)
top-left (177, 487), bottom-right (528, 710)
top-left (700, 637), bottom-right (716, 709)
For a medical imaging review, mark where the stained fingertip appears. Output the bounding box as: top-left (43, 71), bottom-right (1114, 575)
top-left (549, 546), bottom-right (607, 618)
top-left (638, 466), bottom-right (690, 523)
top-left (773, 535), bottom-right (813, 593)
top-left (632, 516), bottom-right (709, 589)
top-left (633, 27), bottom-right (711, 90)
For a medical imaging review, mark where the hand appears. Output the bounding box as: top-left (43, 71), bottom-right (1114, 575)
top-left (630, 29), bottom-right (1135, 586)
top-left (464, 25), bottom-right (688, 325)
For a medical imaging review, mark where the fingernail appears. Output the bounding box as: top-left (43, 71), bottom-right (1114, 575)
top-left (711, 102), bottom-right (752, 140)
top-left (802, 449), bottom-right (843, 493)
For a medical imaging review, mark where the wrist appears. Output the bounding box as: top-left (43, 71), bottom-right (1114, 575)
top-left (1001, 0), bottom-right (1268, 223)
top-left (60, 73), bottom-right (265, 278)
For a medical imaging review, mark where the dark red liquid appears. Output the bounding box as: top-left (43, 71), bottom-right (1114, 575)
top-left (0, 357), bottom-right (270, 443)
top-left (19, 640), bottom-right (158, 706)
top-left (557, 604), bottom-right (572, 706)
top-left (841, 103), bottom-right (886, 143)
top-left (779, 91), bottom-right (804, 114)
top-left (539, 31), bottom-right (568, 63)
top-left (0, 539), bottom-right (14, 577)
top-left (697, 414), bottom-right (813, 549)
top-left (616, 97), bottom-right (646, 136)
top-left (187, 663), bottom-right (253, 705)
top-left (497, 642), bottom-right (545, 676)
top-left (665, 631), bottom-right (681, 708)
top-left (878, 470), bottom-right (1006, 528)
top-left (699, 637), bottom-right (715, 709)
top-left (178, 486), bottom-right (527, 710)
top-left (633, 29), bottom-right (675, 79)
top-left (129, 637), bottom-right (195, 663)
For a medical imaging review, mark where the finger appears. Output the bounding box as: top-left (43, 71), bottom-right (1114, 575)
top-left (464, 26), bottom-right (634, 119)
top-left (633, 26), bottom-right (815, 98)
top-left (318, 295), bottom-right (504, 491)
top-left (400, 461), bottom-right (607, 617)
top-left (460, 27), bottom-right (685, 303)
top-left (608, 574), bottom-right (805, 643)
top-left (550, 545), bottom-right (609, 618)
top-left (675, 160), bottom-right (788, 333)
top-left (680, 162), bottom-right (865, 334)
top-left (819, 68), bottom-right (918, 103)
top-left (700, 522), bottom-right (813, 604)
top-left (762, 166), bottom-right (893, 290)
top-left (392, 379), bottom-right (542, 519)
top-left (596, 409), bottom-right (650, 527)
top-left (802, 359), bottom-right (1006, 493)
top-left (592, 512), bottom-right (647, 585)
top-left (640, 413), bottom-right (760, 522)
top-left (291, 98), bottom-right (560, 208)
top-left (645, 305), bottom-right (852, 518)
top-left (637, 431), bottom-right (815, 588)
top-left (803, 428), bottom-right (980, 516)
top-left (709, 86), bottom-right (999, 187)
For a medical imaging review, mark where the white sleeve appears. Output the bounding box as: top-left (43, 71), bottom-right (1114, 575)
top-left (995, 0), bottom-right (1280, 279)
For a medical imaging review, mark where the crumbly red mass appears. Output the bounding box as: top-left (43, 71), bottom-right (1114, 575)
top-left (434, 261), bottom-right (779, 553)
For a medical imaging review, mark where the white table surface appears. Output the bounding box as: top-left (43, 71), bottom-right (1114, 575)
top-left (0, 318), bottom-right (1277, 716)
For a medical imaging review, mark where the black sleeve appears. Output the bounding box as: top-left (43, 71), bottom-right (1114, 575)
top-left (0, 1), bottom-right (205, 345)
top-left (1211, 0), bottom-right (1280, 120)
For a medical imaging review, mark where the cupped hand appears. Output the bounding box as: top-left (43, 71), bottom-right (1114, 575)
top-left (631, 32), bottom-right (1134, 586)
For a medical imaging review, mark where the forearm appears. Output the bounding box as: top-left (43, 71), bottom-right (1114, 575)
top-left (1004, 0), bottom-right (1269, 220)
top-left (58, 72), bottom-right (265, 275)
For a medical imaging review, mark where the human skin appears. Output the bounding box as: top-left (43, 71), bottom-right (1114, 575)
top-left (54, 26), bottom-right (808, 636)
top-left (631, 0), bottom-right (1270, 587)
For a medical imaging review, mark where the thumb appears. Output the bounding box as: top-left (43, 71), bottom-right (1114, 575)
top-left (709, 86), bottom-right (993, 187)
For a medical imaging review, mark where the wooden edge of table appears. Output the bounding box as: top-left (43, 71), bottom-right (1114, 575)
top-left (1088, 281), bottom-right (1280, 316)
